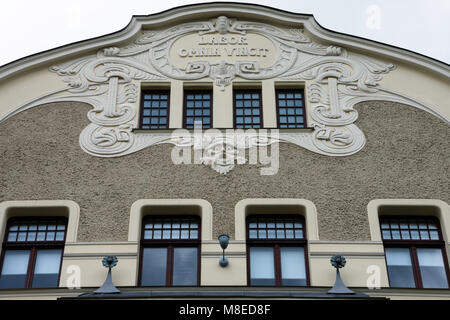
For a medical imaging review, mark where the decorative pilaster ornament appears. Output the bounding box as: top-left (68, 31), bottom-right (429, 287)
top-left (93, 255), bottom-right (120, 294)
top-left (328, 254), bottom-right (355, 295)
top-left (2, 15), bottom-right (442, 174)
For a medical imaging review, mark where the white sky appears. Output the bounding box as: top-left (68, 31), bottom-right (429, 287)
top-left (0, 0), bottom-right (449, 67)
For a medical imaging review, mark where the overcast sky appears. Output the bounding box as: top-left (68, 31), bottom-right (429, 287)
top-left (0, 0), bottom-right (449, 67)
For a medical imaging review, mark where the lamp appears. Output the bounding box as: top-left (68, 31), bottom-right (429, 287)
top-left (218, 234), bottom-right (230, 267)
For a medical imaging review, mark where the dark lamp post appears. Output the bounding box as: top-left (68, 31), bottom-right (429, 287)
top-left (218, 234), bottom-right (230, 267)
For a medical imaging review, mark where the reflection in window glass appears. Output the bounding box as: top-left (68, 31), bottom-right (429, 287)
top-left (234, 90), bottom-right (262, 129)
top-left (280, 247), bottom-right (306, 286)
top-left (0, 250), bottom-right (30, 289)
top-left (250, 247), bottom-right (275, 286)
top-left (385, 248), bottom-right (416, 288)
top-left (32, 249), bottom-right (63, 288)
top-left (173, 248), bottom-right (198, 286)
top-left (184, 90), bottom-right (212, 129)
top-left (141, 90), bottom-right (170, 129)
top-left (141, 248), bottom-right (167, 286)
top-left (276, 89), bottom-right (305, 128)
top-left (417, 248), bottom-right (449, 288)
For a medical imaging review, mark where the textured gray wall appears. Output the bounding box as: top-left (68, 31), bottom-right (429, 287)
top-left (0, 101), bottom-right (448, 241)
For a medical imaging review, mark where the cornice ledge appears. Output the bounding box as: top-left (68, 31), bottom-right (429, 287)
top-left (1, 2), bottom-right (448, 81)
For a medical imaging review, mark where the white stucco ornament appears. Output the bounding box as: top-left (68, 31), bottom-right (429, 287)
top-left (1, 12), bottom-right (446, 174)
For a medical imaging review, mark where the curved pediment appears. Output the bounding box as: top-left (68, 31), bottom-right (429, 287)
top-left (0, 3), bottom-right (448, 174)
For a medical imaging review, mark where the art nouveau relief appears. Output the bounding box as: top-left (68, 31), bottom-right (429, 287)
top-left (0, 16), bottom-right (440, 174)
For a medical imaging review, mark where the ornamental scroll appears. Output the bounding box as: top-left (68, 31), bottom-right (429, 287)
top-left (4, 15), bottom-right (432, 174)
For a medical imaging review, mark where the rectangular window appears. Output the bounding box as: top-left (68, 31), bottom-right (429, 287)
top-left (0, 218), bottom-right (67, 289)
top-left (280, 247), bottom-right (306, 286)
top-left (140, 90), bottom-right (170, 129)
top-left (0, 250), bottom-right (30, 289)
top-left (249, 247), bottom-right (275, 285)
top-left (417, 248), bottom-right (449, 288)
top-left (234, 89), bottom-right (263, 128)
top-left (141, 248), bottom-right (168, 286)
top-left (247, 216), bottom-right (309, 286)
top-left (384, 247), bottom-right (416, 288)
top-left (184, 90), bottom-right (212, 129)
top-left (276, 89), bottom-right (306, 128)
top-left (172, 247), bottom-right (198, 285)
top-left (32, 249), bottom-right (63, 288)
top-left (381, 216), bottom-right (450, 289)
top-left (140, 216), bottom-right (200, 286)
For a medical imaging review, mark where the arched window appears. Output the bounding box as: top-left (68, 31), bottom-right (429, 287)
top-left (246, 215), bottom-right (309, 286)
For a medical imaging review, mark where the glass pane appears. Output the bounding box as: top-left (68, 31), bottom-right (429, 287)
top-left (172, 248), bottom-right (198, 286)
top-left (417, 248), bottom-right (449, 288)
top-left (32, 249), bottom-right (62, 288)
top-left (17, 232), bottom-right (26, 241)
top-left (430, 231), bottom-right (439, 240)
top-left (7, 232), bottom-right (17, 242)
top-left (181, 230), bottom-right (189, 239)
top-left (280, 247), bottom-right (306, 286)
top-left (250, 247), bottom-right (275, 286)
top-left (0, 250), bottom-right (30, 289)
top-left (385, 248), bottom-right (416, 288)
top-left (141, 248), bottom-right (167, 286)
top-left (285, 229), bottom-right (294, 239)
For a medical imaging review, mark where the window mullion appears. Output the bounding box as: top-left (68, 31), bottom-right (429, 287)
top-left (25, 247), bottom-right (37, 288)
top-left (167, 245), bottom-right (173, 286)
top-left (274, 244), bottom-right (282, 286)
top-left (410, 246), bottom-right (423, 288)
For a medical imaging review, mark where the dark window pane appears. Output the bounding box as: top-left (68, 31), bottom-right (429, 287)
top-left (276, 90), bottom-right (305, 128)
top-left (280, 247), bottom-right (306, 286)
top-left (140, 90), bottom-right (170, 129)
top-left (7, 232), bottom-right (17, 242)
top-left (380, 217), bottom-right (442, 242)
top-left (417, 248), bottom-right (449, 288)
top-left (385, 248), bottom-right (415, 288)
top-left (234, 90), bottom-right (262, 128)
top-left (184, 90), bottom-right (212, 129)
top-left (0, 250), bottom-right (30, 289)
top-left (249, 247), bottom-right (275, 286)
top-left (6, 219), bottom-right (67, 243)
top-left (32, 249), bottom-right (62, 288)
top-left (141, 248), bottom-right (167, 286)
top-left (172, 248), bottom-right (198, 286)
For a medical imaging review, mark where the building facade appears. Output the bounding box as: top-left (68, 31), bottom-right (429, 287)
top-left (0, 3), bottom-right (449, 300)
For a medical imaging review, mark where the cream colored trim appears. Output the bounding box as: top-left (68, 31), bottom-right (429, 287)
top-left (0, 200), bottom-right (80, 245)
top-left (262, 79), bottom-right (277, 128)
top-left (234, 198), bottom-right (319, 240)
top-left (367, 199), bottom-right (450, 242)
top-left (128, 199), bottom-right (213, 242)
top-left (169, 80), bottom-right (183, 128)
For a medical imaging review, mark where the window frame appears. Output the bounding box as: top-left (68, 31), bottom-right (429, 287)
top-left (380, 216), bottom-right (450, 289)
top-left (275, 88), bottom-right (306, 128)
top-left (139, 89), bottom-right (171, 129)
top-left (0, 216), bottom-right (67, 289)
top-left (233, 89), bottom-right (264, 129)
top-left (245, 215), bottom-right (310, 287)
top-left (183, 89), bottom-right (213, 129)
top-left (138, 215), bottom-right (201, 287)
